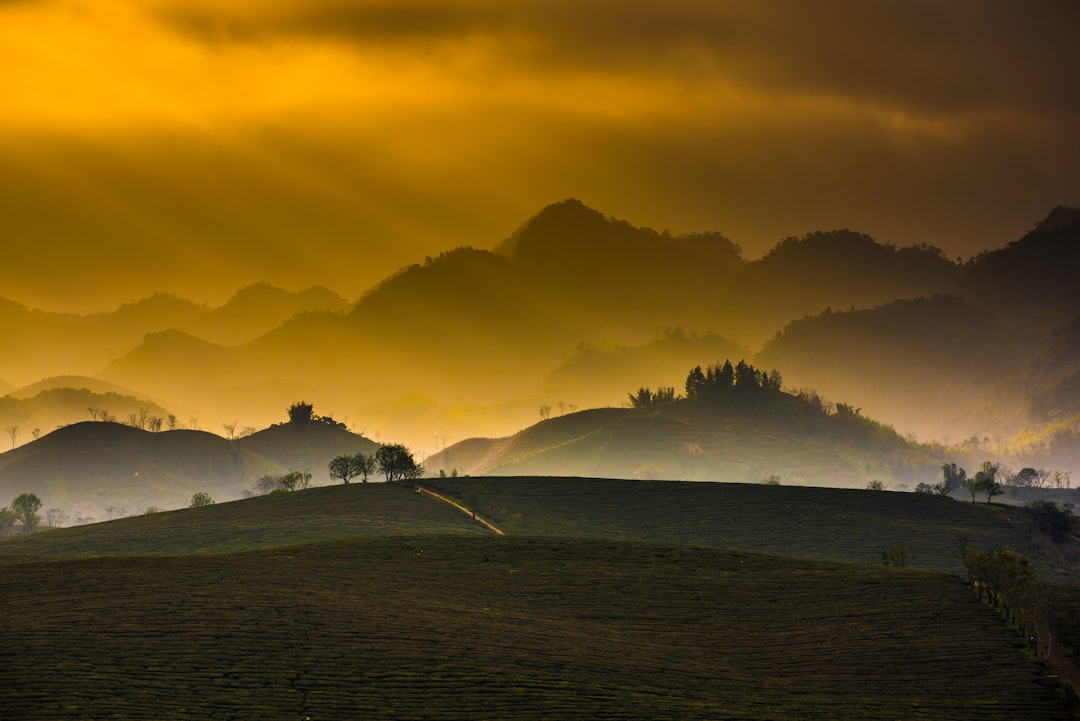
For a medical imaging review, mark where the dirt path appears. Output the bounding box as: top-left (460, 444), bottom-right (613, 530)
top-left (415, 485), bottom-right (504, 535)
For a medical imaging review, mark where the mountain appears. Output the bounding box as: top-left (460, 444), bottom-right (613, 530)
top-left (755, 295), bottom-right (1016, 440)
top-left (7, 375), bottom-right (145, 400)
top-left (0, 386), bottom-right (172, 444)
top-left (0, 283), bottom-right (348, 387)
top-left (962, 205), bottom-right (1080, 338)
top-left (96, 200), bottom-right (978, 451)
top-left (727, 230), bottom-right (961, 347)
top-left (0, 418), bottom-right (378, 519)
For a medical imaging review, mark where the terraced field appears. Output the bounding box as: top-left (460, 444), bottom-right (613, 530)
top-left (428, 477), bottom-right (1076, 581)
top-left (0, 537), bottom-right (1069, 720)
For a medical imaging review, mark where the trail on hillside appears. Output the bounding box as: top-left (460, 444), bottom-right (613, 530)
top-left (415, 484), bottom-right (504, 535)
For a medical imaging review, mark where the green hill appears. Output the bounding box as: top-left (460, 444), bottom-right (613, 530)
top-left (0, 483), bottom-right (489, 557)
top-left (428, 384), bottom-right (938, 488)
top-left (0, 534), bottom-right (1069, 720)
top-left (1, 478), bottom-right (1075, 719)
top-left (0, 419), bottom-right (379, 519)
top-left (427, 476), bottom-right (1076, 582)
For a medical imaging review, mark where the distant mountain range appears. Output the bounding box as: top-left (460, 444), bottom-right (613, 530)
top-left (1, 199), bottom-right (1078, 478)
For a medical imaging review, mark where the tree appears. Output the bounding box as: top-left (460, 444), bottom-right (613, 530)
top-left (1028, 500), bottom-right (1074, 542)
top-left (12, 492), bottom-right (41, 532)
top-left (287, 401), bottom-right (315, 424)
top-left (865, 479), bottom-right (886, 491)
top-left (190, 492), bottom-right (215, 508)
top-left (6, 425), bottom-right (19, 449)
top-left (0, 506), bottom-right (17, 536)
top-left (375, 444), bottom-right (423, 482)
top-left (354, 454), bottom-right (375, 483)
top-left (43, 507), bottom-right (70, 528)
top-left (326, 455), bottom-right (365, 483)
top-left (222, 422), bottom-right (237, 440)
top-left (940, 462), bottom-right (966, 497)
top-left (973, 461), bottom-right (1002, 503)
top-left (538, 404), bottom-right (552, 421)
top-left (31, 428), bottom-right (41, 441)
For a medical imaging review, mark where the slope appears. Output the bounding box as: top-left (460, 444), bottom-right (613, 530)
top-left (0, 535), bottom-right (1069, 720)
top-left (427, 476), bottom-right (1074, 581)
top-left (428, 384), bottom-right (935, 488)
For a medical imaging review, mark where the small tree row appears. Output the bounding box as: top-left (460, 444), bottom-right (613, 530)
top-left (328, 444), bottom-right (423, 485)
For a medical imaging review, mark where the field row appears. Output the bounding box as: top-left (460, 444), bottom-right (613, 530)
top-left (430, 477), bottom-right (1069, 579)
top-left (0, 537), bottom-right (1068, 720)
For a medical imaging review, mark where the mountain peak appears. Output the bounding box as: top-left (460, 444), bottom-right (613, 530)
top-left (1032, 205), bottom-right (1080, 234)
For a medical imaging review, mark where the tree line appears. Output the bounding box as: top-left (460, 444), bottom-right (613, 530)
top-left (629, 359), bottom-right (783, 409)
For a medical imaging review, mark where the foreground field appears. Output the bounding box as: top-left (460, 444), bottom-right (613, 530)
top-left (0, 536), bottom-right (1068, 720)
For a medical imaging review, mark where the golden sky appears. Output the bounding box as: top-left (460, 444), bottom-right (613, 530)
top-left (1, 0), bottom-right (1077, 311)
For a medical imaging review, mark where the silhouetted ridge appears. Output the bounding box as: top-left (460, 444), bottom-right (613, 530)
top-left (1033, 205), bottom-right (1080, 234)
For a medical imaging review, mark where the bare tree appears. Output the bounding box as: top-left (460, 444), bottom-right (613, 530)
top-left (31, 428), bottom-right (41, 441)
top-left (43, 507), bottom-right (70, 528)
top-left (222, 422), bottom-right (237, 440)
top-left (6, 425), bottom-right (19, 449)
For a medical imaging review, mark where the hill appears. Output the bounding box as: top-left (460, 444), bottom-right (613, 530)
top-left (0, 283), bottom-right (347, 387)
top-left (92, 200), bottom-right (982, 451)
top-left (0, 387), bottom-right (172, 447)
top-left (0, 418), bottom-right (378, 519)
top-left (1, 479), bottom-right (1074, 719)
top-left (728, 230), bottom-right (960, 346)
top-left (962, 205), bottom-right (1080, 339)
top-left (0, 483), bottom-right (489, 557)
top-left (427, 477), bottom-right (1075, 581)
top-left (755, 295), bottom-right (1015, 440)
top-left (428, 373), bottom-right (938, 488)
top-left (0, 525), bottom-right (1068, 718)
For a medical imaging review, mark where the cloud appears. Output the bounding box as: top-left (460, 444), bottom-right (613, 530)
top-left (154, 0), bottom-right (1080, 116)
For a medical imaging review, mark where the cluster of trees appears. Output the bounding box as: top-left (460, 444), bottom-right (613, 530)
top-left (915, 462), bottom-right (1074, 502)
top-left (915, 462), bottom-right (1002, 502)
top-left (285, 401), bottom-right (349, 431)
top-left (960, 546), bottom-right (1057, 663)
top-left (328, 444), bottom-right (423, 484)
top-left (0, 492), bottom-right (41, 535)
top-left (628, 360), bottom-right (783, 408)
top-left (243, 470), bottom-right (314, 497)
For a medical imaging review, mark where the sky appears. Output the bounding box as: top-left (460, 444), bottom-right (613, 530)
top-left (1, 0), bottom-right (1077, 312)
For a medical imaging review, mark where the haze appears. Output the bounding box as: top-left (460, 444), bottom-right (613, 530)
top-left (1, 0), bottom-right (1077, 311)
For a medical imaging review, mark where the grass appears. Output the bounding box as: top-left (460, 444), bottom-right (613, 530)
top-left (0, 483), bottom-right (489, 557)
top-left (1, 477), bottom-right (1075, 719)
top-left (428, 476), bottom-right (1078, 581)
top-left (0, 536), bottom-right (1069, 720)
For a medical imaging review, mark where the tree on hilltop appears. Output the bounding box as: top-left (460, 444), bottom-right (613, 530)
top-left (375, 444), bottom-right (423, 483)
top-left (329, 453), bottom-right (375, 484)
top-left (287, 401), bottom-right (315, 424)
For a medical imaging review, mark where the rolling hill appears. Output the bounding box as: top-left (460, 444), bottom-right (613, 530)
top-left (427, 380), bottom-right (939, 489)
top-left (0, 480), bottom-right (1074, 720)
top-left (0, 419), bottom-right (379, 519)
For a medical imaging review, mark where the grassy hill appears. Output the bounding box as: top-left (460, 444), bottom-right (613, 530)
top-left (428, 392), bottom-right (939, 489)
top-left (0, 479), bottom-right (1074, 719)
top-left (0, 419), bottom-right (379, 519)
top-left (427, 476), bottom-right (1077, 582)
top-left (0, 483), bottom-right (489, 557)
top-left (0, 535), bottom-right (1069, 720)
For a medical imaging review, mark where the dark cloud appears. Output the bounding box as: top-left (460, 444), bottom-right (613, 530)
top-left (157, 0), bottom-right (1080, 115)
